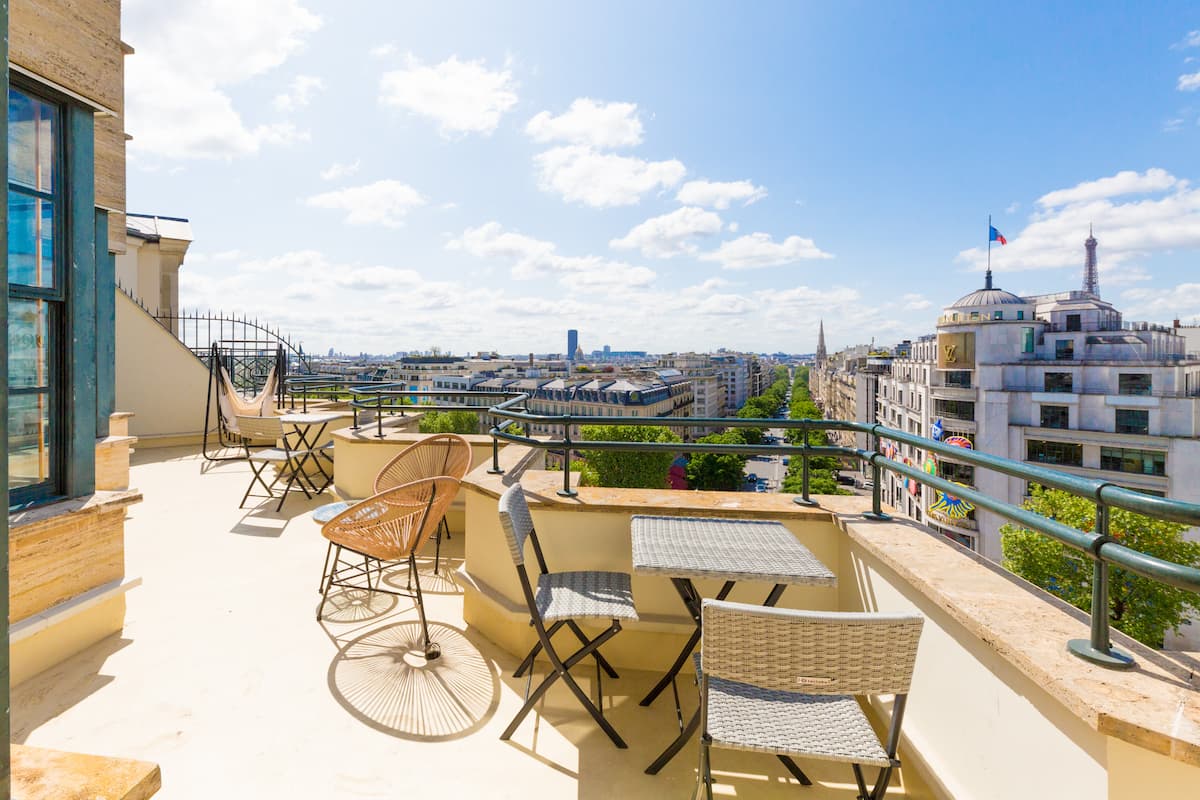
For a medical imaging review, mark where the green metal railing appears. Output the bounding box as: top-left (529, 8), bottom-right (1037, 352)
top-left (281, 376), bottom-right (520, 439)
top-left (486, 392), bottom-right (1200, 671)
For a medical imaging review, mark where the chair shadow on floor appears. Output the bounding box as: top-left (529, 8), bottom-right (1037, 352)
top-left (326, 619), bottom-right (499, 742)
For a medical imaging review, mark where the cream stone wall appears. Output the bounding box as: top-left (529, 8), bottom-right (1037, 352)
top-left (115, 289), bottom-right (211, 442)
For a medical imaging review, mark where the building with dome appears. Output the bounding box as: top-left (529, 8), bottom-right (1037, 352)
top-left (816, 234), bottom-right (1200, 645)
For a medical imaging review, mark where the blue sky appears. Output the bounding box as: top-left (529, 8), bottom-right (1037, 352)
top-left (122, 1), bottom-right (1200, 356)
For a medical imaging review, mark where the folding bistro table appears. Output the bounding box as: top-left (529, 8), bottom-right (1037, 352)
top-left (279, 411), bottom-right (340, 493)
top-left (631, 515), bottom-right (837, 775)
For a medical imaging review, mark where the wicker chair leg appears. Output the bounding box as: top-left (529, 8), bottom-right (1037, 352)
top-left (434, 522), bottom-right (442, 575)
top-left (318, 541), bottom-right (334, 593)
top-left (410, 553), bottom-right (440, 660)
top-left (870, 764), bottom-right (897, 800)
top-left (852, 763), bottom-right (870, 799)
top-left (566, 620), bottom-right (619, 678)
top-left (514, 620), bottom-right (567, 678)
top-left (777, 755), bottom-right (813, 786)
top-left (317, 545), bottom-right (340, 621)
top-left (696, 734), bottom-right (713, 800)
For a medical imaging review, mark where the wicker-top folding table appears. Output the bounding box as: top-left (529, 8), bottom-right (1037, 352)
top-left (631, 515), bottom-right (837, 776)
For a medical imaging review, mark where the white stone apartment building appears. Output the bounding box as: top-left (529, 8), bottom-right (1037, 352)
top-left (872, 268), bottom-right (1200, 567)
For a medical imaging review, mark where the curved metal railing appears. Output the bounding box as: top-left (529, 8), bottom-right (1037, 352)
top-left (486, 392), bottom-right (1200, 670)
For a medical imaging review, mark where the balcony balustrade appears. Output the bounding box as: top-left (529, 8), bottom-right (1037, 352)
top-left (15, 389), bottom-right (1200, 800)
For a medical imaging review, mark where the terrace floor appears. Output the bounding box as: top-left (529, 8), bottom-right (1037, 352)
top-left (12, 446), bottom-right (931, 799)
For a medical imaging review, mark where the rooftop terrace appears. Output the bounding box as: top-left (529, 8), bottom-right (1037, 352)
top-left (11, 416), bottom-right (1200, 799)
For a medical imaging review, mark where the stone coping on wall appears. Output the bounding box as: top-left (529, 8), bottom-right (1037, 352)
top-left (12, 744), bottom-right (161, 800)
top-left (9, 489), bottom-right (143, 530)
top-left (460, 448), bottom-right (1200, 768)
top-left (330, 425), bottom-right (493, 446)
top-left (463, 451), bottom-right (829, 521)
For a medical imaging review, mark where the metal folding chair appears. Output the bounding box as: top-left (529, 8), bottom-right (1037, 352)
top-left (236, 415), bottom-right (318, 512)
top-left (318, 477), bottom-right (460, 659)
top-left (695, 600), bottom-right (923, 800)
top-left (497, 483), bottom-right (638, 748)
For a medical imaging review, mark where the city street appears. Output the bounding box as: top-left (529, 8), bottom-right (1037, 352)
top-left (742, 426), bottom-right (789, 492)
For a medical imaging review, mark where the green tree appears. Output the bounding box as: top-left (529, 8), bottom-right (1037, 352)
top-left (580, 425), bottom-right (681, 489)
top-left (418, 409), bottom-right (481, 434)
top-left (1001, 485), bottom-right (1200, 647)
top-left (686, 430), bottom-right (750, 491)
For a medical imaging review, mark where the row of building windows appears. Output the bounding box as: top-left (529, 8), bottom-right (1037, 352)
top-left (1026, 439), bottom-right (1166, 475)
top-left (1037, 406), bottom-right (1149, 435)
top-left (1040, 372), bottom-right (1153, 395)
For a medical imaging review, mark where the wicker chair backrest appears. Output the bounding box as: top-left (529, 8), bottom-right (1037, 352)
top-left (702, 600), bottom-right (923, 696)
top-left (374, 434), bottom-right (473, 494)
top-left (235, 415), bottom-right (285, 443)
top-left (322, 476), bottom-right (461, 562)
top-left (497, 483), bottom-right (535, 566)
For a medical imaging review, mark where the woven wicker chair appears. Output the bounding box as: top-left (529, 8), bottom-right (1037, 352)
top-left (497, 483), bottom-right (638, 748)
top-left (696, 600), bottom-right (923, 800)
top-left (313, 433), bottom-right (472, 590)
top-left (236, 415), bottom-right (319, 512)
top-left (318, 476), bottom-right (460, 659)
top-left (374, 433), bottom-right (472, 574)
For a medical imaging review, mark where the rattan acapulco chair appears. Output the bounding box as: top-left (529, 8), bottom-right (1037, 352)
top-left (312, 433), bottom-right (472, 595)
top-left (318, 476), bottom-right (460, 659)
top-left (695, 600), bottom-right (923, 800)
top-left (497, 483), bottom-right (638, 748)
top-left (372, 433), bottom-right (472, 574)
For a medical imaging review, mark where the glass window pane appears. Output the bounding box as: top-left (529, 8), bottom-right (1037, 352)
top-left (8, 299), bottom-right (49, 389)
top-left (8, 190), bottom-right (55, 287)
top-left (9, 392), bottom-right (51, 490)
top-left (8, 87), bottom-right (56, 192)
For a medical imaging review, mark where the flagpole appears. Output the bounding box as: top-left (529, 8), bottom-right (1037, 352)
top-left (986, 214), bottom-right (992, 289)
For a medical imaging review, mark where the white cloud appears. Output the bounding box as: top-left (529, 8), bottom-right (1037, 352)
top-left (334, 265), bottom-right (423, 291)
top-left (676, 179), bottom-right (766, 210)
top-left (1163, 118), bottom-right (1185, 133)
top-left (1121, 283), bottom-right (1200, 322)
top-left (319, 160), bottom-right (361, 180)
top-left (1179, 72), bottom-right (1200, 91)
top-left (533, 146), bottom-right (685, 207)
top-left (448, 221), bottom-right (655, 287)
top-left (526, 98), bottom-right (643, 148)
top-left (610, 207), bottom-right (723, 258)
top-left (379, 54), bottom-right (518, 136)
top-left (699, 232), bottom-right (833, 270)
top-left (1006, 202), bottom-right (1021, 214)
top-left (123, 0), bottom-right (321, 159)
top-left (1037, 168), bottom-right (1179, 207)
top-left (1176, 31), bottom-right (1200, 49)
top-left (901, 293), bottom-right (932, 310)
top-left (305, 180), bottom-right (427, 227)
top-left (958, 169), bottom-right (1200, 274)
top-left (273, 75), bottom-right (324, 112)
top-left (370, 43), bottom-right (397, 57)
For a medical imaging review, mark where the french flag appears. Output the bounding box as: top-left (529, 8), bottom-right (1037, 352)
top-left (989, 225), bottom-right (1007, 245)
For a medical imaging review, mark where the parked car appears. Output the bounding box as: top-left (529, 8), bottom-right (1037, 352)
top-left (836, 473), bottom-right (856, 486)
top-left (755, 484), bottom-right (768, 493)
top-left (781, 456), bottom-right (790, 466)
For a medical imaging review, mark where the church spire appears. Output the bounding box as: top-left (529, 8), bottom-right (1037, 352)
top-left (816, 319), bottom-right (827, 364)
top-left (1083, 224), bottom-right (1099, 297)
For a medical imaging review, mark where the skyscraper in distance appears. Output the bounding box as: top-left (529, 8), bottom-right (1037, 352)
top-left (567, 329), bottom-right (578, 361)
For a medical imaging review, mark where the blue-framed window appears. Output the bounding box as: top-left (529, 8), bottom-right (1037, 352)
top-left (8, 85), bottom-right (64, 506)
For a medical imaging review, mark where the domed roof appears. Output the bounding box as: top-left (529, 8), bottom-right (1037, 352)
top-left (950, 287), bottom-right (1027, 308)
